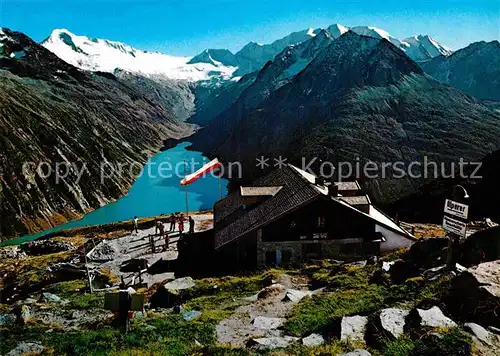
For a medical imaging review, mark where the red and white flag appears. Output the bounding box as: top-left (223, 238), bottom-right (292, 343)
top-left (180, 158), bottom-right (221, 186)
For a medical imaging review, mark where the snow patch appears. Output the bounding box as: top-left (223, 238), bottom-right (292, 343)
top-left (306, 28), bottom-right (317, 37)
top-left (42, 29), bottom-right (237, 81)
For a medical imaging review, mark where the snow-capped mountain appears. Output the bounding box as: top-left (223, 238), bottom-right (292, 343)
top-left (345, 26), bottom-right (452, 61)
top-left (42, 29), bottom-right (237, 81)
top-left (403, 35), bottom-right (453, 61)
top-left (189, 24), bottom-right (452, 75)
top-left (42, 25), bottom-right (452, 83)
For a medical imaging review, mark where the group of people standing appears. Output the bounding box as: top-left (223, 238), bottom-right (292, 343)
top-left (168, 213), bottom-right (195, 236)
top-left (132, 213), bottom-right (195, 238)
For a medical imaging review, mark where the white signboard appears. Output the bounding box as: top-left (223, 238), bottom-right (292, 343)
top-left (442, 215), bottom-right (467, 237)
top-left (444, 199), bottom-right (469, 219)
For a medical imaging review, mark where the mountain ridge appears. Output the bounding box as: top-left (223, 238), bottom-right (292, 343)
top-left (39, 25), bottom-right (452, 83)
top-left (0, 28), bottom-right (193, 238)
top-left (420, 40), bottom-right (500, 101)
top-left (190, 32), bottom-right (500, 203)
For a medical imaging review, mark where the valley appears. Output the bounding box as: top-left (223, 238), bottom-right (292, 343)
top-left (1, 22), bottom-right (500, 240)
top-left (1, 11), bottom-right (500, 356)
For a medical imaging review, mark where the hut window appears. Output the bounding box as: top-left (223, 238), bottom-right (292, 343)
top-left (317, 216), bottom-right (326, 228)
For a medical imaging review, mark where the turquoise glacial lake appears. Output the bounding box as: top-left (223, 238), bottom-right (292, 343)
top-left (2, 142), bottom-right (227, 246)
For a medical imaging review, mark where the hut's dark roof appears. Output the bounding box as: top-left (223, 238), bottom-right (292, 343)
top-left (214, 165), bottom-right (320, 248)
top-left (335, 181), bottom-right (361, 191)
top-left (338, 195), bottom-right (371, 206)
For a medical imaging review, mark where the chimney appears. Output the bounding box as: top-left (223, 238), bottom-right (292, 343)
top-left (328, 183), bottom-right (339, 197)
top-left (315, 176), bottom-right (325, 186)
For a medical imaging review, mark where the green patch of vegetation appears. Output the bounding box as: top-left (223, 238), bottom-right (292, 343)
top-left (185, 269), bottom-right (287, 316)
top-left (284, 284), bottom-right (386, 336)
top-left (0, 303), bottom-right (11, 314)
top-left (284, 259), bottom-right (455, 337)
top-left (67, 292), bottom-right (103, 310)
top-left (379, 249), bottom-right (407, 262)
top-left (384, 329), bottom-right (472, 356)
top-left (279, 339), bottom-right (366, 356)
top-left (46, 280), bottom-right (87, 298)
top-left (384, 336), bottom-right (416, 356)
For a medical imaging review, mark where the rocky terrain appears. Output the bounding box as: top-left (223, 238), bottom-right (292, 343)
top-left (0, 29), bottom-right (195, 238)
top-left (0, 220), bottom-right (499, 355)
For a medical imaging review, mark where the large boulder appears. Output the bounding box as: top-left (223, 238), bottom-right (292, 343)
top-left (0, 246), bottom-right (27, 259)
top-left (389, 259), bottom-right (420, 284)
top-left (366, 308), bottom-right (409, 348)
top-left (457, 227), bottom-right (500, 266)
top-left (465, 322), bottom-right (500, 356)
top-left (253, 316), bottom-right (285, 330)
top-left (6, 342), bottom-right (45, 356)
top-left (302, 333), bottom-right (325, 347)
top-left (406, 306), bottom-right (456, 336)
top-left (444, 260), bottom-right (500, 327)
top-left (150, 277), bottom-right (195, 309)
top-left (389, 238), bottom-right (449, 283)
top-left (464, 322), bottom-right (495, 346)
top-left (415, 306), bottom-right (456, 328)
top-left (379, 308), bottom-right (409, 338)
top-left (258, 284), bottom-right (286, 300)
top-left (402, 237), bottom-right (449, 270)
top-left (0, 313), bottom-right (16, 326)
top-left (339, 350), bottom-right (371, 356)
top-left (87, 241), bottom-right (116, 262)
top-left (341, 315), bottom-right (368, 342)
top-left (40, 292), bottom-right (61, 303)
top-left (248, 336), bottom-right (299, 350)
top-left (149, 287), bottom-right (182, 309)
top-left (164, 277), bottom-right (195, 291)
top-left (20, 239), bottom-right (73, 256)
top-left (282, 289), bottom-right (310, 302)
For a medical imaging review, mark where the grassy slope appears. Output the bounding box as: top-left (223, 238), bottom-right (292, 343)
top-left (0, 241), bottom-right (475, 356)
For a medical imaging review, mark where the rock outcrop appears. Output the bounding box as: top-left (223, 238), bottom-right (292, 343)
top-left (0, 28), bottom-right (192, 238)
top-left (302, 333), bottom-right (325, 347)
top-left (444, 260), bottom-right (500, 327)
top-left (20, 240), bottom-right (73, 256)
top-left (341, 315), bottom-right (368, 342)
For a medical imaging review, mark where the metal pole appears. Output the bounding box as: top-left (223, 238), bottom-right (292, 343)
top-left (218, 175), bottom-right (222, 199)
top-left (83, 236), bottom-right (93, 293)
top-left (184, 160), bottom-right (189, 216)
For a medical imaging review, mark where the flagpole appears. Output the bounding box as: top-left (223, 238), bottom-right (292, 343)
top-left (218, 174), bottom-right (222, 200)
top-left (184, 160), bottom-right (189, 216)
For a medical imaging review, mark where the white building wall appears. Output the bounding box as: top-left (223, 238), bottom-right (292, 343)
top-left (376, 224), bottom-right (414, 253)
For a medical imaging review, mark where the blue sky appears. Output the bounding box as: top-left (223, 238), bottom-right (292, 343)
top-left (1, 0), bottom-right (498, 56)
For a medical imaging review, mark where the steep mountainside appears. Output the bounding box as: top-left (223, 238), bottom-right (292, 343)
top-left (190, 28), bottom-right (340, 126)
top-left (191, 72), bottom-right (259, 126)
top-left (191, 32), bottom-right (500, 203)
top-left (231, 28), bottom-right (323, 75)
top-left (0, 29), bottom-right (192, 238)
top-left (114, 70), bottom-right (196, 121)
top-left (421, 40), bottom-right (500, 101)
top-left (236, 29), bottom-right (335, 110)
